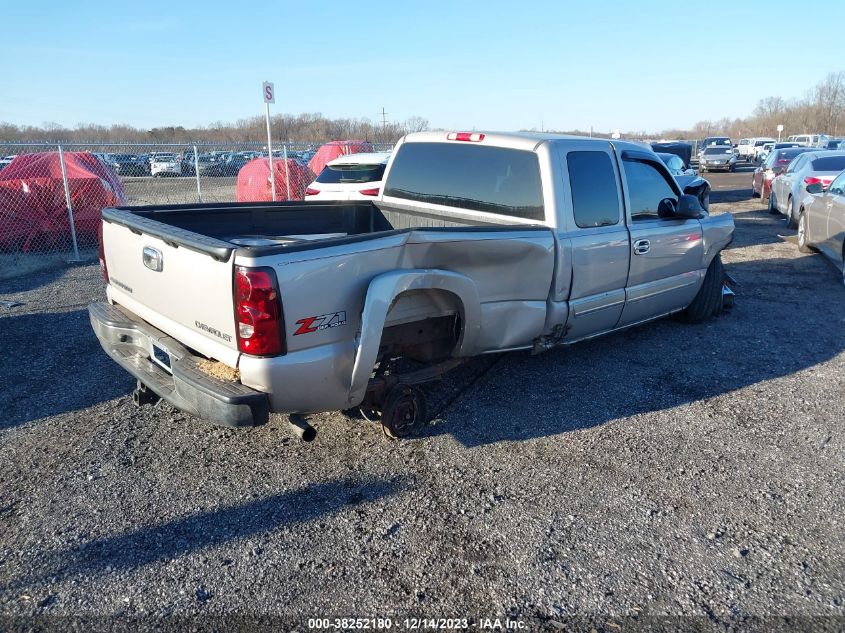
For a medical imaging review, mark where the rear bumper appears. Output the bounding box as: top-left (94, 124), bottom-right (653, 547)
top-left (88, 302), bottom-right (269, 427)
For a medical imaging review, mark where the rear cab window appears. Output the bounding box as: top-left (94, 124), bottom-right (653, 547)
top-left (566, 151), bottom-right (621, 228)
top-left (383, 142), bottom-right (544, 221)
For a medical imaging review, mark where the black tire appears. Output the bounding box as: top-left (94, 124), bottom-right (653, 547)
top-left (768, 192), bottom-right (779, 214)
top-left (840, 255), bottom-right (845, 289)
top-left (700, 190), bottom-right (710, 212)
top-left (751, 181), bottom-right (760, 198)
top-left (380, 384), bottom-right (427, 439)
top-left (797, 211), bottom-right (813, 253)
top-left (677, 255), bottom-right (725, 324)
top-left (786, 197), bottom-right (797, 229)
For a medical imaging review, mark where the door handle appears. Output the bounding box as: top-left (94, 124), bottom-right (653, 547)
top-left (633, 239), bottom-right (650, 255)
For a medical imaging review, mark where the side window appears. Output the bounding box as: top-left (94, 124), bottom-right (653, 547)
top-left (787, 156), bottom-right (805, 173)
top-left (567, 151), bottom-right (621, 228)
top-left (622, 159), bottom-right (678, 221)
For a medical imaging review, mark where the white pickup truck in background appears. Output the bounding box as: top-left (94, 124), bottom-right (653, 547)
top-left (90, 131), bottom-right (734, 439)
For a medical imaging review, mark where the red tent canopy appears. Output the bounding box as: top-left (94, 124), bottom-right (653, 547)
top-left (307, 140), bottom-right (374, 175)
top-left (236, 158), bottom-right (315, 202)
top-left (0, 152), bottom-right (125, 251)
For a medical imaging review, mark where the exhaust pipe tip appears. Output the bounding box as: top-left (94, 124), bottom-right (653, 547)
top-left (288, 414), bottom-right (317, 442)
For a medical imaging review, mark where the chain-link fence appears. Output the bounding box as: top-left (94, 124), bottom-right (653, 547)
top-left (0, 140), bottom-right (394, 279)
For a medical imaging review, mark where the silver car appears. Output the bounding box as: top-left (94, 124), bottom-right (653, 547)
top-left (796, 169), bottom-right (845, 285)
top-left (699, 146), bottom-right (737, 173)
top-left (771, 151), bottom-right (845, 228)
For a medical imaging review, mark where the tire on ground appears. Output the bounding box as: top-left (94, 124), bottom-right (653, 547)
top-left (677, 254), bottom-right (724, 324)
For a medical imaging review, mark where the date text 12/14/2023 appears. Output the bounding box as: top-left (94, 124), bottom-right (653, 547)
top-left (307, 618), bottom-right (527, 630)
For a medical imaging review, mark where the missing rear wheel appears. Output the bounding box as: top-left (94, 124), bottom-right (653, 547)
top-left (380, 384), bottom-right (427, 439)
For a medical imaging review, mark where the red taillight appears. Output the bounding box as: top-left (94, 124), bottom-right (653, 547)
top-left (359, 187), bottom-right (380, 196)
top-left (447, 132), bottom-right (485, 142)
top-left (804, 176), bottom-right (822, 186)
top-left (304, 187), bottom-right (320, 196)
top-left (97, 220), bottom-right (108, 282)
top-left (234, 267), bottom-right (283, 356)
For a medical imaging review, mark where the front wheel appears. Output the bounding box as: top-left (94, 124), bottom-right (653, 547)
top-left (768, 192), bottom-right (779, 214)
top-left (797, 211), bottom-right (813, 253)
top-left (676, 255), bottom-right (725, 324)
top-left (786, 197), bottom-right (797, 229)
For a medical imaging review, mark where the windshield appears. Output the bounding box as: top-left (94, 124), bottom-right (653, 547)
top-left (658, 154), bottom-right (685, 174)
top-left (774, 149), bottom-right (812, 162)
top-left (754, 140), bottom-right (771, 147)
top-left (703, 138), bottom-right (730, 146)
top-left (317, 163), bottom-right (386, 184)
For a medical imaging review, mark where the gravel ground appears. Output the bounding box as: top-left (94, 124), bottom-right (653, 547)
top-left (1, 174), bottom-right (843, 632)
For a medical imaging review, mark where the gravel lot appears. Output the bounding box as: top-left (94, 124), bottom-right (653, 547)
top-left (1, 171), bottom-right (843, 631)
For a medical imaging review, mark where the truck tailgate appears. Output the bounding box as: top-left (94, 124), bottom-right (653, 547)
top-left (102, 219), bottom-right (239, 366)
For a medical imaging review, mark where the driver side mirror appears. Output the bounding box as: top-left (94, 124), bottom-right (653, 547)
top-left (674, 194), bottom-right (704, 219)
top-left (806, 182), bottom-right (825, 195)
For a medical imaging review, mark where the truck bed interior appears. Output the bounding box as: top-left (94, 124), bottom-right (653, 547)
top-left (104, 200), bottom-right (539, 260)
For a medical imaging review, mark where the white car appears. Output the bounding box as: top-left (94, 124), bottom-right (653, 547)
top-left (749, 138), bottom-right (776, 163)
top-left (736, 138), bottom-right (756, 160)
top-left (304, 152), bottom-right (391, 200)
top-left (756, 142), bottom-right (776, 164)
top-left (150, 153), bottom-right (182, 177)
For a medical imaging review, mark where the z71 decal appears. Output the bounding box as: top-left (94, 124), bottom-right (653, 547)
top-left (294, 311), bottom-right (348, 336)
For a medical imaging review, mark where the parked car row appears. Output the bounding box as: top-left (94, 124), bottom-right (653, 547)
top-left (697, 134), bottom-right (844, 168)
top-left (82, 149), bottom-right (321, 178)
top-left (767, 151), bottom-right (845, 228)
top-left (749, 142), bottom-right (845, 285)
top-left (0, 155), bottom-right (16, 172)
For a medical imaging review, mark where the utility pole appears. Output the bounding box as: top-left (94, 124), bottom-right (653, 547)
top-left (379, 107), bottom-right (388, 142)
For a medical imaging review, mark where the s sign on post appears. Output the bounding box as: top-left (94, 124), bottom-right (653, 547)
top-left (263, 81), bottom-right (276, 201)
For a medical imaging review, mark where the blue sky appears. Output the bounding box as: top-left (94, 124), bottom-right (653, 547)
top-left (2, 0), bottom-right (842, 133)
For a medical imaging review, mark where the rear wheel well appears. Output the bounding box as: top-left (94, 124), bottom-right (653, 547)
top-left (379, 289), bottom-right (464, 363)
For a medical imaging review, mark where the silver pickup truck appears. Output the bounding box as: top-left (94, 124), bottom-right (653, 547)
top-left (89, 132), bottom-right (734, 439)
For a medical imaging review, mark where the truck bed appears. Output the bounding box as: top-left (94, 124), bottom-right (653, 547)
top-left (102, 199), bottom-right (531, 262)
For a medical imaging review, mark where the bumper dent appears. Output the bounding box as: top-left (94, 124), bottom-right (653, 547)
top-left (88, 302), bottom-right (268, 427)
